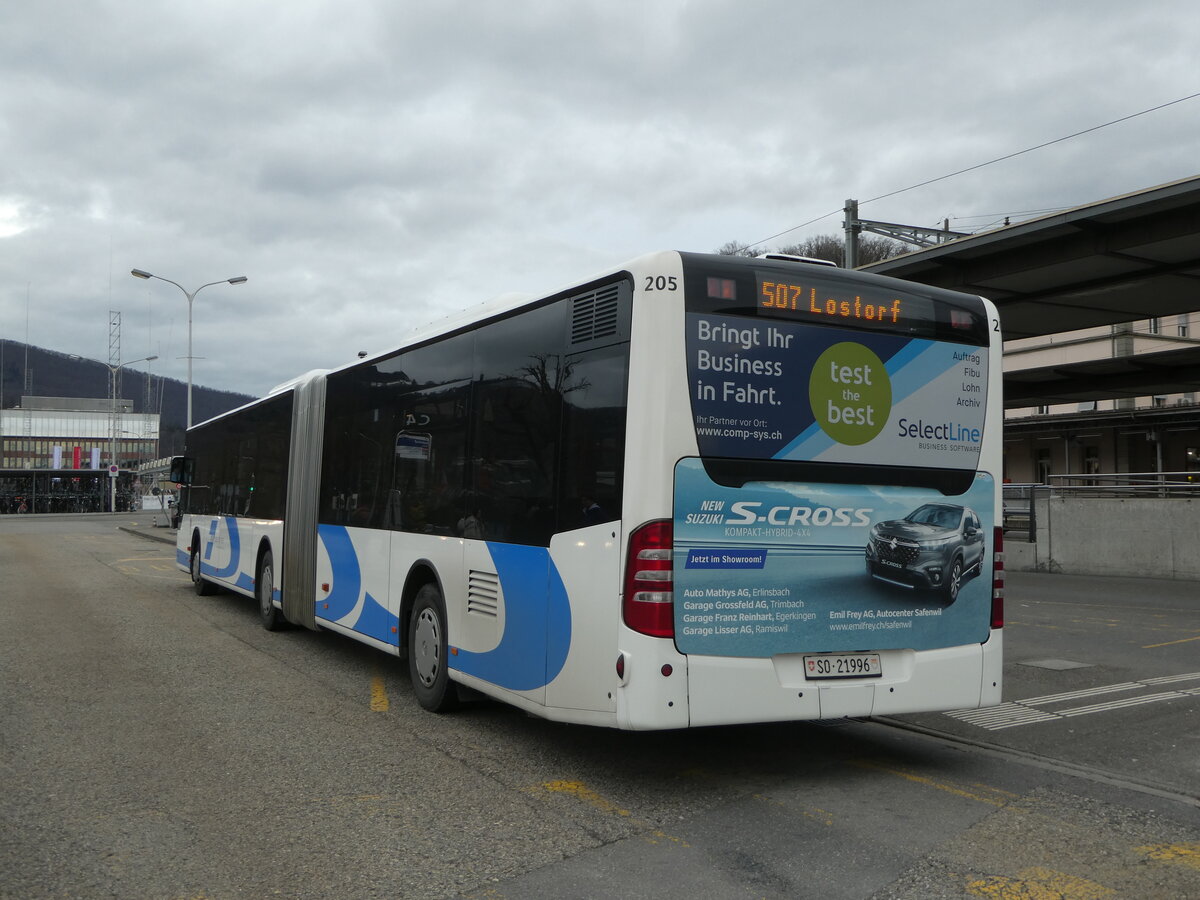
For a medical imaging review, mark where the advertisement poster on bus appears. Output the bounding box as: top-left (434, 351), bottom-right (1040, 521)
top-left (677, 307), bottom-right (995, 657)
top-left (672, 459), bottom-right (995, 656)
top-left (686, 312), bottom-right (989, 469)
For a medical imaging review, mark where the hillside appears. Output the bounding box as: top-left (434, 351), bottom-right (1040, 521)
top-left (0, 339), bottom-right (255, 456)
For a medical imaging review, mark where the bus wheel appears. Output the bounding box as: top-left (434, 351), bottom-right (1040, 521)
top-left (408, 584), bottom-right (459, 713)
top-left (190, 536), bottom-right (216, 596)
top-left (257, 549), bottom-right (285, 631)
top-left (942, 556), bottom-right (963, 604)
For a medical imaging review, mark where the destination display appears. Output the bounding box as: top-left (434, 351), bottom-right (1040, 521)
top-left (686, 263), bottom-right (989, 344)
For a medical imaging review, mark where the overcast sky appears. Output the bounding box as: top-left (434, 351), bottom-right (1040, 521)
top-left (2, 1), bottom-right (1198, 399)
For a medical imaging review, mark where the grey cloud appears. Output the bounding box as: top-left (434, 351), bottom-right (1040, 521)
top-left (1, 0), bottom-right (1198, 398)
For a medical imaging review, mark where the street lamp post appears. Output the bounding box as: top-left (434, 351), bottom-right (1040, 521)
top-left (130, 269), bottom-right (248, 428)
top-left (105, 355), bottom-right (158, 514)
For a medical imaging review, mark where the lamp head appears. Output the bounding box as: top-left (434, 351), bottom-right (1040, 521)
top-left (131, 269), bottom-right (152, 279)
top-left (228, 276), bottom-right (248, 285)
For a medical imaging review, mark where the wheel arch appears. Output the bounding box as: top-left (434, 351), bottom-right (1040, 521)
top-left (399, 559), bottom-right (444, 657)
top-left (256, 536), bottom-right (274, 579)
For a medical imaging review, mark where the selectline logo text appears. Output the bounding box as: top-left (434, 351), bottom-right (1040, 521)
top-left (896, 417), bottom-right (982, 443)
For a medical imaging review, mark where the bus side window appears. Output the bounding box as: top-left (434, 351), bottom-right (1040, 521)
top-left (472, 304), bottom-right (566, 546)
top-left (558, 344), bottom-right (628, 533)
top-left (379, 335), bottom-right (473, 537)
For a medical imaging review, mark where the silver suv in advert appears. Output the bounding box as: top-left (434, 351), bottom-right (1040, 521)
top-left (865, 503), bottom-right (985, 603)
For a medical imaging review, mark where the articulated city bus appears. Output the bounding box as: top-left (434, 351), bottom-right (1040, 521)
top-left (172, 251), bottom-right (1004, 729)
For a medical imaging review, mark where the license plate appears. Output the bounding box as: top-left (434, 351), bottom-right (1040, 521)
top-left (804, 653), bottom-right (883, 679)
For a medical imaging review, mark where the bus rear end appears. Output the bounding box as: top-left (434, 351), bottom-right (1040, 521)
top-left (616, 252), bottom-right (1002, 729)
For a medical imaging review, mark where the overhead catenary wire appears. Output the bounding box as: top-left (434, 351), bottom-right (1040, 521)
top-left (740, 91), bottom-right (1200, 252)
top-left (948, 208), bottom-right (1072, 222)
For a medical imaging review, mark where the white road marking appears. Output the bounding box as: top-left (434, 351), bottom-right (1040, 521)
top-left (945, 672), bottom-right (1200, 730)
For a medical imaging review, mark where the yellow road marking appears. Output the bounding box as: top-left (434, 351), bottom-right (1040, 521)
top-left (536, 779), bottom-right (691, 848)
top-left (1143, 634), bottom-right (1200, 649)
top-left (851, 760), bottom-right (1017, 807)
top-left (1137, 842), bottom-right (1200, 870)
top-left (540, 780), bottom-right (631, 817)
top-left (641, 828), bottom-right (690, 847)
top-left (369, 673), bottom-right (389, 711)
top-left (967, 866), bottom-right (1114, 898)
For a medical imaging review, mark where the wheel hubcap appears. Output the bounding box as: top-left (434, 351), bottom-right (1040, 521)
top-left (260, 564), bottom-right (273, 615)
top-left (413, 607), bottom-right (440, 687)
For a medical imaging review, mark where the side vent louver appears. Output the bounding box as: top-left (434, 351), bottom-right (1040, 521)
top-left (468, 570), bottom-right (500, 618)
top-left (570, 285), bottom-right (621, 345)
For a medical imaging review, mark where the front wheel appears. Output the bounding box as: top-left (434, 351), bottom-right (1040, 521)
top-left (190, 536), bottom-right (216, 596)
top-left (257, 549), bottom-right (285, 631)
top-left (942, 556), bottom-right (963, 604)
top-left (407, 584), bottom-right (459, 713)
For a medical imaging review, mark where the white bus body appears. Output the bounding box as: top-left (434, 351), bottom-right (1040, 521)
top-left (175, 251), bottom-right (1003, 730)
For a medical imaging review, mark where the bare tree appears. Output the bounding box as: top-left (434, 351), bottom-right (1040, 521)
top-left (714, 233), bottom-right (907, 266)
top-left (714, 240), bottom-right (757, 258)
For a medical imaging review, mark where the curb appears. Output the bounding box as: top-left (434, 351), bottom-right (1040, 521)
top-left (118, 525), bottom-right (177, 546)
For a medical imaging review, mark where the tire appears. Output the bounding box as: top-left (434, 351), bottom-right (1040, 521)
top-left (942, 555), bottom-right (963, 604)
top-left (407, 583), bottom-right (459, 713)
top-left (257, 549), bottom-right (285, 631)
top-left (190, 537), bottom-right (216, 596)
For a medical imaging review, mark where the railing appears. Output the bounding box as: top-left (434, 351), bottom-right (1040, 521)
top-left (1046, 471), bottom-right (1200, 498)
top-left (1003, 473), bottom-right (1200, 543)
top-left (1002, 483), bottom-right (1037, 536)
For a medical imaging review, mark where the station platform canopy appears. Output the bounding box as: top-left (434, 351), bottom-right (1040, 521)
top-left (863, 175), bottom-right (1200, 408)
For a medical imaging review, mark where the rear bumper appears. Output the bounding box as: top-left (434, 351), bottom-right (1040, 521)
top-left (683, 632), bottom-right (1002, 727)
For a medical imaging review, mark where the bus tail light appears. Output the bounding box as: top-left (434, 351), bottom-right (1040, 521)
top-left (991, 526), bottom-right (1004, 629)
top-left (623, 520), bottom-right (674, 637)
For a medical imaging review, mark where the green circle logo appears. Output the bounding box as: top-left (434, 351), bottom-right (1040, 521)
top-left (810, 343), bottom-right (891, 445)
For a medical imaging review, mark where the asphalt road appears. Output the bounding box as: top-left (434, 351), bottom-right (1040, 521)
top-left (2, 513), bottom-right (1197, 899)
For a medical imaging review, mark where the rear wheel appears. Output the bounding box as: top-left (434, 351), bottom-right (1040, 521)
top-left (257, 549), bottom-right (285, 631)
top-left (190, 534), bottom-right (215, 596)
top-left (407, 584), bottom-right (459, 713)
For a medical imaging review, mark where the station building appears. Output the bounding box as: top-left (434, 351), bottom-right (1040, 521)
top-left (1002, 314), bottom-right (1200, 482)
top-left (0, 396), bottom-right (159, 513)
top-left (865, 176), bottom-right (1200, 487)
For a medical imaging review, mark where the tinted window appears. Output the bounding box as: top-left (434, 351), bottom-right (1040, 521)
top-left (184, 392), bottom-right (292, 519)
top-left (387, 335), bottom-right (473, 535)
top-left (317, 280), bottom-right (631, 545)
top-left (471, 305), bottom-right (565, 544)
top-left (321, 334), bottom-right (473, 532)
top-left (558, 346), bottom-right (627, 533)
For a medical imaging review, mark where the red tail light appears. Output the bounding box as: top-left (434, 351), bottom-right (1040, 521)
top-left (991, 526), bottom-right (1004, 629)
top-left (623, 520), bottom-right (674, 637)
